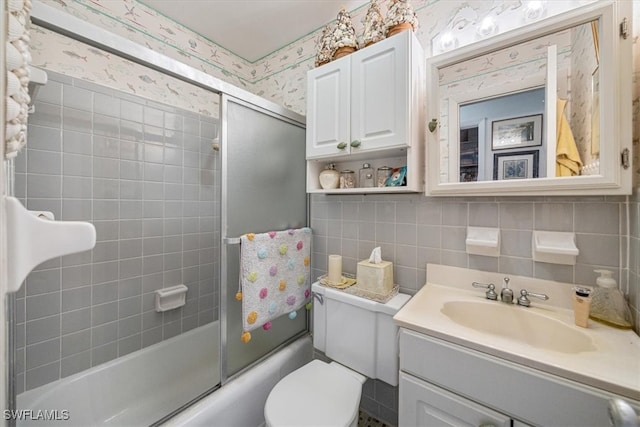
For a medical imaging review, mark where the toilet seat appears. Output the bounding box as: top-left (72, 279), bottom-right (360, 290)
top-left (264, 360), bottom-right (363, 427)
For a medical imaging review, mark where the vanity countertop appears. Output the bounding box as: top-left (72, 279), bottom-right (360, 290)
top-left (394, 281), bottom-right (640, 401)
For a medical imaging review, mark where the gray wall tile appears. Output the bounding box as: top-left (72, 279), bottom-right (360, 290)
top-left (26, 361), bottom-right (60, 390)
top-left (61, 329), bottom-right (91, 358)
top-left (26, 338), bottom-right (60, 370)
top-left (61, 351), bottom-right (91, 378)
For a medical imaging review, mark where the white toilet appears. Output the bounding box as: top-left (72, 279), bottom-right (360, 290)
top-left (264, 282), bottom-right (410, 427)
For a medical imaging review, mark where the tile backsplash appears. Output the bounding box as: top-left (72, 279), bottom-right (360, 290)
top-left (311, 194), bottom-right (627, 295)
top-left (13, 71), bottom-right (221, 393)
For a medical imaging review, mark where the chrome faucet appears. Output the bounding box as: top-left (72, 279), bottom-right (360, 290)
top-left (500, 277), bottom-right (514, 304)
top-left (516, 289), bottom-right (549, 307)
top-left (472, 282), bottom-right (498, 300)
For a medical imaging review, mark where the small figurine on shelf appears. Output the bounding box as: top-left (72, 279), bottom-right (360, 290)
top-left (315, 24), bottom-right (334, 67)
top-left (385, 0), bottom-right (419, 37)
top-left (330, 7), bottom-right (358, 60)
top-left (362, 0), bottom-right (385, 47)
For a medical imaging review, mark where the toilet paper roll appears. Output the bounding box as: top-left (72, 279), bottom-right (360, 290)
top-left (328, 254), bottom-right (342, 284)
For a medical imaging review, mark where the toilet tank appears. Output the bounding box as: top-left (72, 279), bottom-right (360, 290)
top-left (311, 282), bottom-right (410, 386)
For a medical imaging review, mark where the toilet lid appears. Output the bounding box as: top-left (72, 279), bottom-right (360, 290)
top-left (265, 360), bottom-right (362, 427)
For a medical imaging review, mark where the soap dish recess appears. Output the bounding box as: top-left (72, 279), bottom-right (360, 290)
top-left (155, 284), bottom-right (188, 312)
top-left (532, 231), bottom-right (579, 265)
top-left (466, 226), bottom-right (500, 257)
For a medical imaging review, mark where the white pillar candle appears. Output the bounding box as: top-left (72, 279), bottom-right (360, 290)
top-left (327, 254), bottom-right (342, 284)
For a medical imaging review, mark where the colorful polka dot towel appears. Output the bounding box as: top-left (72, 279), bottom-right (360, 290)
top-left (238, 227), bottom-right (312, 343)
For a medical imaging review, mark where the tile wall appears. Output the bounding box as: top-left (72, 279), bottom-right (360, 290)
top-left (12, 71), bottom-right (221, 393)
top-left (311, 193), bottom-right (628, 424)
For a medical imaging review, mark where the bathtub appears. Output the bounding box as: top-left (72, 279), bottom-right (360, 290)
top-left (17, 321), bottom-right (221, 426)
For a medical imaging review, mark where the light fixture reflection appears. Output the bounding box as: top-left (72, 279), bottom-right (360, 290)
top-left (439, 31), bottom-right (458, 52)
top-left (523, 0), bottom-right (547, 23)
top-left (477, 16), bottom-right (498, 38)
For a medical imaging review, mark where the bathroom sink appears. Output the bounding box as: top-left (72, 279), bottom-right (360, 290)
top-left (440, 301), bottom-right (596, 354)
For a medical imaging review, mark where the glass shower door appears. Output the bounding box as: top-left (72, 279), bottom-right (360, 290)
top-left (221, 96), bottom-right (307, 378)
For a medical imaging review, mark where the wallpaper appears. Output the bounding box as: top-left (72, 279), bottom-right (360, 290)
top-left (30, 25), bottom-right (220, 118)
top-left (34, 0), bottom-right (596, 116)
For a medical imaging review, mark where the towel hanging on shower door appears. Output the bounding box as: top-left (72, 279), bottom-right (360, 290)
top-left (237, 227), bottom-right (312, 343)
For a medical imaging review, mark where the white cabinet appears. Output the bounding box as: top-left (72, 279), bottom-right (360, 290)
top-left (398, 328), bottom-right (640, 427)
top-left (306, 30), bottom-right (424, 193)
top-left (400, 372), bottom-right (512, 427)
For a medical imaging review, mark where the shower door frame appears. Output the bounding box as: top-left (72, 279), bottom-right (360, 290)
top-left (10, 0), bottom-right (310, 419)
top-left (219, 94), bottom-right (310, 384)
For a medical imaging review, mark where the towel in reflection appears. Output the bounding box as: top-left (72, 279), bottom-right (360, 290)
top-left (556, 98), bottom-right (583, 176)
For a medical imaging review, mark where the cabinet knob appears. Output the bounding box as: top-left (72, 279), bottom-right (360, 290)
top-left (337, 142), bottom-right (347, 150)
top-left (350, 140), bottom-right (361, 148)
top-left (428, 118), bottom-right (438, 133)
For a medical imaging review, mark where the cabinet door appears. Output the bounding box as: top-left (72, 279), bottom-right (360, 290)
top-left (399, 372), bottom-right (511, 427)
top-left (306, 58), bottom-right (351, 159)
top-left (350, 32), bottom-right (409, 153)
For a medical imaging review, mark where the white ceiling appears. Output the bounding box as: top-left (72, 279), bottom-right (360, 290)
top-left (139, 0), bottom-right (370, 62)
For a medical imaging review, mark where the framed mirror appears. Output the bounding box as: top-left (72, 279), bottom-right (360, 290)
top-left (426, 1), bottom-right (632, 196)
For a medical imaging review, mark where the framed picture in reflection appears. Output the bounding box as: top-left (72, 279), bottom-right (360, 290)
top-left (491, 114), bottom-right (542, 150)
top-left (493, 150), bottom-right (539, 180)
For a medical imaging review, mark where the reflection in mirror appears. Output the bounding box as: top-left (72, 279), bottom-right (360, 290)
top-left (459, 88), bottom-right (545, 182)
top-left (438, 19), bottom-right (600, 183)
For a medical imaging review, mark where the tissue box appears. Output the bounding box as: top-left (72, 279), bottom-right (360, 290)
top-left (356, 260), bottom-right (393, 295)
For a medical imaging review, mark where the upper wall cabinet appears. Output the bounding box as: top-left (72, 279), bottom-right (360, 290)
top-left (306, 31), bottom-right (425, 193)
top-left (426, 0), bottom-right (632, 196)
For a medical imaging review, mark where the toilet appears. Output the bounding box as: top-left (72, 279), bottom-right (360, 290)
top-left (264, 282), bottom-right (410, 427)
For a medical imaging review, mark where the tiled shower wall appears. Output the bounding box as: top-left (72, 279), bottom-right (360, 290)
top-left (310, 193), bottom-right (628, 423)
top-left (12, 71), bottom-right (221, 393)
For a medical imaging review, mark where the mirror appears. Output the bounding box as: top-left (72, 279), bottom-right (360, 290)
top-left (426, 1), bottom-right (632, 196)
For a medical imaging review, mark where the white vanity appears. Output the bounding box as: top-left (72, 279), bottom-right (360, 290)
top-left (394, 265), bottom-right (640, 426)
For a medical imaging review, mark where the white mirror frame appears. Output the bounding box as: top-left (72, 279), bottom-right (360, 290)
top-left (426, 0), bottom-right (632, 196)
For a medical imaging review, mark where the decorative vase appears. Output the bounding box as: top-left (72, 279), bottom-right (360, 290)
top-left (315, 24), bottom-right (334, 67)
top-left (319, 164), bottom-right (340, 189)
top-left (387, 21), bottom-right (414, 37)
top-left (362, 0), bottom-right (385, 47)
top-left (329, 8), bottom-right (358, 61)
top-left (384, 0), bottom-right (419, 37)
top-left (333, 46), bottom-right (356, 59)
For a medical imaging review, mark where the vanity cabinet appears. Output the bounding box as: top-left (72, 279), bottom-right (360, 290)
top-left (400, 372), bottom-right (513, 426)
top-left (306, 30), bottom-right (424, 193)
top-left (398, 328), bottom-right (640, 427)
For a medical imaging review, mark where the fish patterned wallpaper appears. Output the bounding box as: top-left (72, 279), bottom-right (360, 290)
top-left (34, 0), bottom-right (599, 117)
top-left (30, 25), bottom-right (220, 118)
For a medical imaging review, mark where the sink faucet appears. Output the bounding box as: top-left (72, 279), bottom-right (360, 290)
top-left (516, 289), bottom-right (549, 307)
top-left (500, 277), bottom-right (514, 304)
top-left (472, 282), bottom-right (498, 300)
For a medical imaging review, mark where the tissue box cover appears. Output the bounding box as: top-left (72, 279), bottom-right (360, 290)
top-left (357, 260), bottom-right (393, 294)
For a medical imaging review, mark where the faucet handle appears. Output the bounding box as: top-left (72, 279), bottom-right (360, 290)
top-left (472, 282), bottom-right (498, 300)
top-left (517, 289), bottom-right (549, 307)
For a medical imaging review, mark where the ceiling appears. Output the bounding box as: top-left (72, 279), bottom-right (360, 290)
top-left (139, 0), bottom-right (370, 62)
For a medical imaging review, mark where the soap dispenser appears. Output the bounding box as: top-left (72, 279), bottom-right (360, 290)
top-left (589, 269), bottom-right (633, 329)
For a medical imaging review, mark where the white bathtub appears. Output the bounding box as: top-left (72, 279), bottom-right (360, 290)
top-left (17, 321), bottom-right (220, 426)
top-left (165, 335), bottom-right (312, 427)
